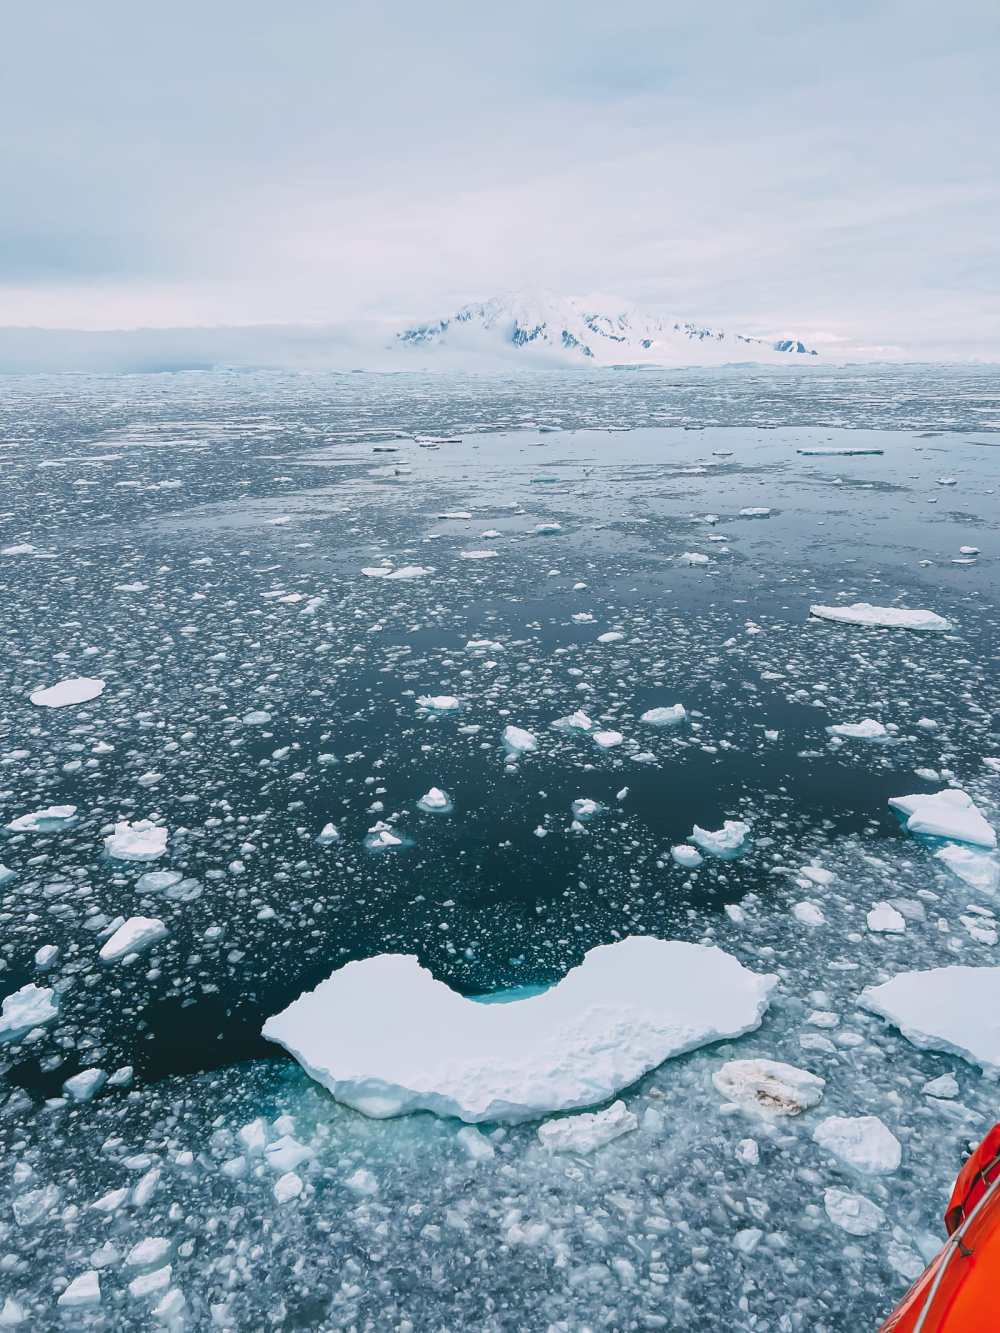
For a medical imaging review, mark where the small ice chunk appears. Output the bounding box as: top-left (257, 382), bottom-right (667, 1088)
top-left (417, 694), bottom-right (461, 712)
top-left (823, 1188), bottom-right (885, 1236)
top-left (813, 1115), bottom-right (902, 1174)
top-left (793, 901), bottom-right (826, 926)
top-left (29, 677), bottom-right (106, 708)
top-left (860, 966), bottom-right (1000, 1073)
top-left (935, 844), bottom-right (999, 894)
top-left (104, 819), bottom-right (169, 861)
top-left (592, 730), bottom-right (624, 749)
top-left (0, 983), bottom-right (58, 1041)
top-left (537, 1101), bottom-right (638, 1154)
top-left (597, 630), bottom-right (624, 643)
top-left (316, 822), bottom-right (340, 845)
top-left (503, 725), bottom-right (538, 754)
top-left (640, 705), bottom-right (686, 727)
top-left (58, 1271), bottom-right (101, 1308)
top-left (6, 804), bottom-right (77, 833)
top-left (273, 1172), bottom-right (303, 1203)
top-left (345, 1168), bottom-right (378, 1195)
top-left (810, 603), bottom-right (950, 632)
top-left (867, 902), bottom-right (906, 934)
top-left (417, 787), bottom-right (453, 814)
top-left (889, 790), bottom-right (996, 849)
top-left (99, 917), bottom-right (169, 963)
top-left (827, 719), bottom-right (888, 740)
top-left (63, 1068), bottom-right (108, 1102)
top-left (456, 1126), bottom-right (495, 1162)
top-left (677, 551), bottom-right (710, 566)
top-left (691, 820), bottom-right (750, 858)
top-left (571, 798), bottom-right (603, 821)
top-left (713, 1059), bottom-right (825, 1117)
top-left (264, 1135), bottom-right (312, 1172)
top-left (922, 1072), bottom-right (959, 1099)
top-left (736, 1138), bottom-right (760, 1165)
top-left (136, 870), bottom-right (183, 893)
top-left (125, 1237), bottom-right (172, 1269)
top-left (551, 710), bottom-right (594, 733)
top-left (671, 844), bottom-right (703, 868)
top-left (739, 507), bottom-right (771, 517)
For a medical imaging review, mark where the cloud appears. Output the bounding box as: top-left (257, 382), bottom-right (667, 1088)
top-left (1, 0), bottom-right (997, 358)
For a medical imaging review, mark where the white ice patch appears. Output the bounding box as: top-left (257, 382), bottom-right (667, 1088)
top-left (99, 917), bottom-right (169, 963)
top-left (104, 820), bottom-right (169, 861)
top-left (0, 983), bottom-right (58, 1041)
top-left (934, 844), bottom-right (1000, 895)
top-left (809, 603), bottom-right (950, 632)
top-left (889, 790), bottom-right (996, 849)
top-left (823, 1188), bottom-right (885, 1236)
top-left (640, 705), bottom-right (686, 727)
top-left (262, 937), bottom-right (778, 1123)
top-left (417, 787), bottom-right (453, 814)
top-left (860, 965), bottom-right (1000, 1074)
top-left (827, 719), bottom-right (888, 740)
top-left (712, 1059), bottom-right (825, 1117)
top-left (812, 1115), bottom-right (902, 1174)
top-left (537, 1101), bottom-right (638, 1154)
top-left (503, 725), bottom-right (538, 755)
top-left (5, 804), bottom-right (78, 833)
top-left (29, 676), bottom-right (106, 708)
top-left (417, 695), bottom-right (461, 712)
top-left (691, 821), bottom-right (750, 858)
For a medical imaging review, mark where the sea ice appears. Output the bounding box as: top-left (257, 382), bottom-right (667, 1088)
top-left (677, 552), bottom-right (710, 566)
top-left (827, 719), bottom-right (888, 740)
top-left (934, 844), bottom-right (999, 894)
top-left (812, 1115), bottom-right (901, 1174)
top-left (809, 603), bottom-right (950, 632)
top-left (0, 983), bottom-right (58, 1041)
top-left (28, 676), bottom-right (106, 708)
top-left (867, 902), bottom-right (906, 934)
top-left (592, 730), bottom-right (623, 749)
top-left (417, 787), bottom-right (453, 814)
top-left (58, 1271), bottom-right (101, 1309)
top-left (99, 917), bottom-right (169, 963)
top-left (537, 1101), bottom-right (638, 1154)
top-left (860, 965), bottom-right (1000, 1074)
top-left (823, 1188), bottom-right (885, 1236)
top-left (6, 804), bottom-right (77, 833)
top-left (417, 694), bottom-right (461, 712)
top-left (104, 819), bottom-right (169, 861)
top-left (263, 937), bottom-right (777, 1123)
top-left (640, 705), bottom-right (686, 727)
top-left (712, 1059), bottom-right (825, 1116)
top-left (691, 820), bottom-right (750, 858)
top-left (671, 844), bottom-right (703, 868)
top-left (889, 789), bottom-right (996, 849)
top-left (503, 725), bottom-right (538, 754)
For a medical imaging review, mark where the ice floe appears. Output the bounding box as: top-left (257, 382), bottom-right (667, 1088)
top-left (812, 1115), bottom-right (902, 1174)
top-left (691, 820), bottom-right (750, 858)
top-left (809, 603), bottom-right (950, 631)
top-left (417, 787), bottom-right (453, 814)
top-left (712, 1059), bottom-right (825, 1116)
top-left (99, 917), bottom-right (169, 963)
top-left (263, 937), bottom-right (778, 1123)
top-left (823, 1188), bottom-right (885, 1235)
top-left (860, 965), bottom-right (1000, 1074)
top-left (934, 844), bottom-right (999, 895)
top-left (502, 725), bottom-right (538, 755)
top-left (0, 983), bottom-right (58, 1041)
top-left (827, 719), bottom-right (888, 740)
top-left (5, 804), bottom-right (78, 833)
top-left (28, 676), bottom-right (106, 708)
top-left (537, 1101), bottom-right (638, 1154)
top-left (104, 819), bottom-right (169, 861)
top-left (889, 789), bottom-right (996, 848)
top-left (640, 704), bottom-right (686, 727)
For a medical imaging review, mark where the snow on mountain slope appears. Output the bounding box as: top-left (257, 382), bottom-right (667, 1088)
top-left (397, 294), bottom-right (818, 368)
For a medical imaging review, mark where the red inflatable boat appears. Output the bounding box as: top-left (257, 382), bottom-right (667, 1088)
top-left (880, 1124), bottom-right (1000, 1330)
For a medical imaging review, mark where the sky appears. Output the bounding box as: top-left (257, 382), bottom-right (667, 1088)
top-left (2, 0), bottom-right (998, 359)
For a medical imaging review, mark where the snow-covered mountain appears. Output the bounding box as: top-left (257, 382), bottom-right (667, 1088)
top-left (397, 294), bottom-right (817, 367)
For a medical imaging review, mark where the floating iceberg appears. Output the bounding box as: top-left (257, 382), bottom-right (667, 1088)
top-left (797, 447), bottom-right (883, 456)
top-left (29, 676), bottom-right (106, 708)
top-left (691, 820), bottom-right (750, 858)
top-left (934, 844), bottom-right (999, 895)
top-left (262, 937), bottom-right (778, 1123)
top-left (812, 1115), bottom-right (901, 1174)
top-left (537, 1101), bottom-right (638, 1154)
top-left (827, 719), bottom-right (888, 740)
top-left (640, 704), bottom-right (686, 727)
top-left (859, 965), bottom-right (1000, 1075)
top-left (6, 804), bottom-right (78, 833)
top-left (503, 725), bottom-right (538, 755)
top-left (809, 603), bottom-right (950, 632)
top-left (889, 789), bottom-right (996, 848)
top-left (99, 917), bottom-right (169, 963)
top-left (823, 1188), bottom-right (885, 1235)
top-left (104, 819), bottom-right (169, 861)
top-left (0, 983), bottom-right (58, 1041)
top-left (712, 1059), bottom-right (825, 1117)
top-left (417, 787), bottom-right (453, 814)
top-left (416, 694), bottom-right (461, 712)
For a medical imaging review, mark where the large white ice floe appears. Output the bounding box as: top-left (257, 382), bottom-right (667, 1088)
top-left (103, 819), bottom-right (169, 861)
top-left (28, 676), bottom-right (106, 708)
top-left (827, 719), bottom-right (888, 740)
top-left (262, 937), bottom-right (778, 1123)
top-left (691, 821), bottom-right (750, 858)
top-left (712, 1059), bottom-right (825, 1117)
top-left (809, 603), bottom-right (950, 632)
top-left (859, 966), bottom-right (1000, 1075)
top-left (812, 1115), bottom-right (901, 1174)
top-left (99, 917), bottom-right (169, 963)
top-left (0, 983), bottom-right (58, 1041)
top-left (888, 789), bottom-right (996, 849)
top-left (640, 704), bottom-right (686, 727)
top-left (934, 844), bottom-right (1000, 895)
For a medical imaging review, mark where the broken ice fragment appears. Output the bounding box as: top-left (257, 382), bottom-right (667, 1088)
top-left (29, 676), bottom-right (106, 708)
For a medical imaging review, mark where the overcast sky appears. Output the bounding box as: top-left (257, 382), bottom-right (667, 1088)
top-left (2, 0), bottom-right (998, 357)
